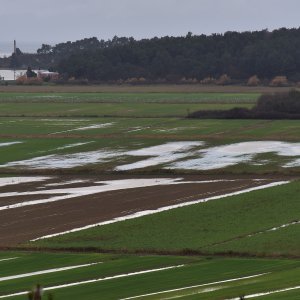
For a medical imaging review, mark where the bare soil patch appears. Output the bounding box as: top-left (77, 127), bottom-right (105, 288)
top-left (0, 174), bottom-right (288, 246)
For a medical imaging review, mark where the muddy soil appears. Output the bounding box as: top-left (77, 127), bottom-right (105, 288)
top-left (0, 174), bottom-right (291, 246)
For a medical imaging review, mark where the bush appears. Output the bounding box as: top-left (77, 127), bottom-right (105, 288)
top-left (217, 74), bottom-right (232, 85)
top-left (200, 77), bottom-right (216, 85)
top-left (16, 76), bottom-right (43, 85)
top-left (270, 76), bottom-right (289, 87)
top-left (188, 90), bottom-right (300, 119)
top-left (256, 90), bottom-right (300, 114)
top-left (247, 75), bottom-right (260, 86)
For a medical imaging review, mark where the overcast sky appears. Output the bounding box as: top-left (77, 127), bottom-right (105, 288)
top-left (0, 0), bottom-right (299, 48)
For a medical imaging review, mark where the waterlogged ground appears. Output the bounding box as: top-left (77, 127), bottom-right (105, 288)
top-left (1, 117), bottom-right (300, 173)
top-left (0, 174), bottom-right (284, 246)
top-left (1, 139), bottom-right (300, 172)
top-left (0, 90), bottom-right (300, 299)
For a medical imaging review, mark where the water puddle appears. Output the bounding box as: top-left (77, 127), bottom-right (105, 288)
top-left (50, 123), bottom-right (114, 135)
top-left (32, 181), bottom-right (288, 240)
top-left (116, 142), bottom-right (203, 171)
top-left (0, 177), bottom-right (49, 187)
top-left (0, 142), bottom-right (22, 147)
top-left (169, 141), bottom-right (300, 170)
top-left (3, 150), bottom-right (119, 169)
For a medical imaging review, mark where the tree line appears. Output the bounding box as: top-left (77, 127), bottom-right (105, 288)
top-left (2, 28), bottom-right (300, 83)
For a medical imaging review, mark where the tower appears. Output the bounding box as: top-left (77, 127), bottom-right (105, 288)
top-left (13, 40), bottom-right (16, 80)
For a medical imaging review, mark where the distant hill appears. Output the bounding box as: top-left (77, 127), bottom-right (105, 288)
top-left (1, 28), bottom-right (300, 83)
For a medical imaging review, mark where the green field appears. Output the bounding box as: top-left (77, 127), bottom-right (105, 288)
top-left (0, 92), bottom-right (259, 103)
top-left (1, 251), bottom-right (300, 300)
top-left (0, 102), bottom-right (255, 118)
top-left (0, 91), bottom-right (258, 117)
top-left (29, 181), bottom-right (300, 257)
top-left (1, 117), bottom-right (300, 139)
top-left (1, 88), bottom-right (300, 299)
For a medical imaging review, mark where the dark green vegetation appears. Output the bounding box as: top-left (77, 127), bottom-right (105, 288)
top-left (2, 28), bottom-right (300, 82)
top-left (189, 90), bottom-right (300, 119)
top-left (1, 251), bottom-right (300, 300)
top-left (30, 181), bottom-right (300, 257)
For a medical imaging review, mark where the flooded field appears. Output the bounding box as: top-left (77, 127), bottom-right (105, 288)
top-left (2, 140), bottom-right (300, 171)
top-left (0, 88), bottom-right (299, 300)
top-left (0, 174), bottom-right (286, 245)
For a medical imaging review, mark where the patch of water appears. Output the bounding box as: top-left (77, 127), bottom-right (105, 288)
top-left (284, 158), bottom-right (300, 168)
top-left (247, 221), bottom-right (300, 238)
top-left (169, 141), bottom-right (300, 170)
top-left (2, 150), bottom-right (119, 169)
top-left (53, 142), bottom-right (94, 150)
top-left (0, 177), bottom-right (49, 187)
top-left (116, 142), bottom-right (203, 171)
top-left (120, 273), bottom-right (267, 300)
top-left (0, 262), bottom-right (102, 282)
top-left (226, 285), bottom-right (300, 300)
top-left (0, 142), bottom-right (22, 147)
top-left (0, 178), bottom-right (191, 210)
top-left (32, 181), bottom-right (289, 241)
top-left (0, 257), bottom-right (19, 263)
top-left (127, 127), bottom-right (146, 133)
top-left (0, 265), bottom-right (184, 299)
top-left (50, 123), bottom-right (114, 135)
top-left (40, 119), bottom-right (88, 122)
top-left (35, 142), bottom-right (94, 154)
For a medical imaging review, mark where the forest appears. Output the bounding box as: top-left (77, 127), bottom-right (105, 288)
top-left (2, 27), bottom-right (300, 83)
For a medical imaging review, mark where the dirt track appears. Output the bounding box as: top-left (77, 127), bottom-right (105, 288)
top-left (0, 175), bottom-right (288, 246)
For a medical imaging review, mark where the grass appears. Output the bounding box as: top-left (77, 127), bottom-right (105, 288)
top-left (0, 92), bottom-right (259, 103)
top-left (1, 89), bottom-right (300, 299)
top-left (0, 251), bottom-right (192, 297)
top-left (1, 251), bottom-right (300, 300)
top-left (0, 102), bottom-right (254, 118)
top-left (29, 181), bottom-right (300, 257)
top-left (2, 117), bottom-right (300, 140)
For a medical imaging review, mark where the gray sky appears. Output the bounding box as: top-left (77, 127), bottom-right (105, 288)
top-left (0, 0), bottom-right (299, 48)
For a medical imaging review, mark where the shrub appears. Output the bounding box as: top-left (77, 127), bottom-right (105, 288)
top-left (217, 74), bottom-right (232, 85)
top-left (270, 76), bottom-right (289, 87)
top-left (200, 77), bottom-right (216, 85)
top-left (180, 77), bottom-right (198, 84)
top-left (188, 90), bottom-right (300, 119)
top-left (255, 90), bottom-right (300, 114)
top-left (247, 75), bottom-right (260, 86)
top-left (16, 76), bottom-right (43, 85)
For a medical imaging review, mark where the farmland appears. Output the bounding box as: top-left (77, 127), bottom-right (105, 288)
top-left (0, 85), bottom-right (299, 299)
top-left (1, 251), bottom-right (300, 300)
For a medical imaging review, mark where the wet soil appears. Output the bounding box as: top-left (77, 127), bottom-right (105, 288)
top-left (0, 174), bottom-right (291, 246)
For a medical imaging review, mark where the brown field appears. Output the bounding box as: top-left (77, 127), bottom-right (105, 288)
top-left (0, 174), bottom-right (288, 246)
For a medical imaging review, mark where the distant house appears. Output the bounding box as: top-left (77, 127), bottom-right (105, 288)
top-left (37, 70), bottom-right (59, 80)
